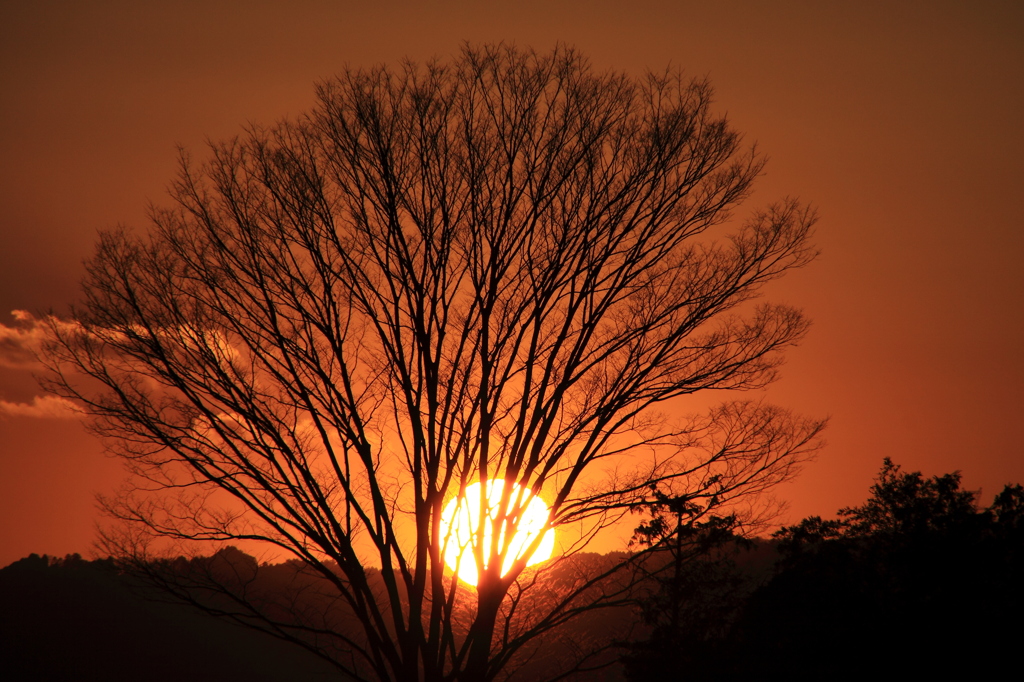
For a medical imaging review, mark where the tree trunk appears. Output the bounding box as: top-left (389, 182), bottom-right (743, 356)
top-left (461, 581), bottom-right (504, 682)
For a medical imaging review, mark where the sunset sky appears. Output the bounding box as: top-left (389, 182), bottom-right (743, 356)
top-left (1, 0), bottom-right (1022, 568)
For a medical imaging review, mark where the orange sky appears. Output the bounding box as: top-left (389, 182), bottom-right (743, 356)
top-left (2, 0), bottom-right (1022, 568)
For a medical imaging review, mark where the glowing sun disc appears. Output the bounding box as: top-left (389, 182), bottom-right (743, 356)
top-left (439, 480), bottom-right (555, 586)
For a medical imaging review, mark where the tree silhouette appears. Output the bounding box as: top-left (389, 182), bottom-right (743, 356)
top-left (673, 460), bottom-right (1024, 678)
top-left (43, 45), bottom-right (823, 682)
top-left (621, 490), bottom-right (758, 681)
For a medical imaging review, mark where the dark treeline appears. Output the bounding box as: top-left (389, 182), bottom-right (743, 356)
top-left (0, 552), bottom-right (339, 681)
top-left (3, 459), bottom-right (1022, 680)
top-left (0, 549), bottom-right (631, 681)
top-left (622, 458), bottom-right (1024, 679)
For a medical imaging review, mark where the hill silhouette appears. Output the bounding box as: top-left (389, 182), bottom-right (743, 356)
top-left (5, 460), bottom-right (1022, 680)
top-left (0, 549), bottom-right (643, 681)
top-left (0, 553), bottom-right (339, 682)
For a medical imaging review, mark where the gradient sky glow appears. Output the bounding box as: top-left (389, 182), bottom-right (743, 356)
top-left (1, 0), bottom-right (1022, 568)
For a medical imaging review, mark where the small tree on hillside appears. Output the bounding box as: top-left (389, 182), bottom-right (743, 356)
top-left (42, 45), bottom-right (824, 682)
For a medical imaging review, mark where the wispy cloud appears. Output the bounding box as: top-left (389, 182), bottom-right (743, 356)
top-left (0, 395), bottom-right (80, 419)
top-left (0, 310), bottom-right (47, 369)
top-left (1, 310), bottom-right (239, 370)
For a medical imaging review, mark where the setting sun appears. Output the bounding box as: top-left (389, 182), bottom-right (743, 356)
top-left (439, 480), bottom-right (555, 586)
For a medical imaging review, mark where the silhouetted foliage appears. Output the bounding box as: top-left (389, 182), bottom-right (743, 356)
top-left (621, 459), bottom-right (1024, 679)
top-left (777, 457), bottom-right (981, 546)
top-left (619, 489), bottom-right (773, 681)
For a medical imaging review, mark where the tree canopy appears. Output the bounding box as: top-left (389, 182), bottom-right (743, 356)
top-left (44, 44), bottom-right (823, 682)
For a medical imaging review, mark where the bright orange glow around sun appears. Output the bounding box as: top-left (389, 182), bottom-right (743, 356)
top-left (439, 480), bottom-right (555, 586)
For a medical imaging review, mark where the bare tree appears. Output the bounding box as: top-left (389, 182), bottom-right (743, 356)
top-left (43, 45), bottom-right (824, 682)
